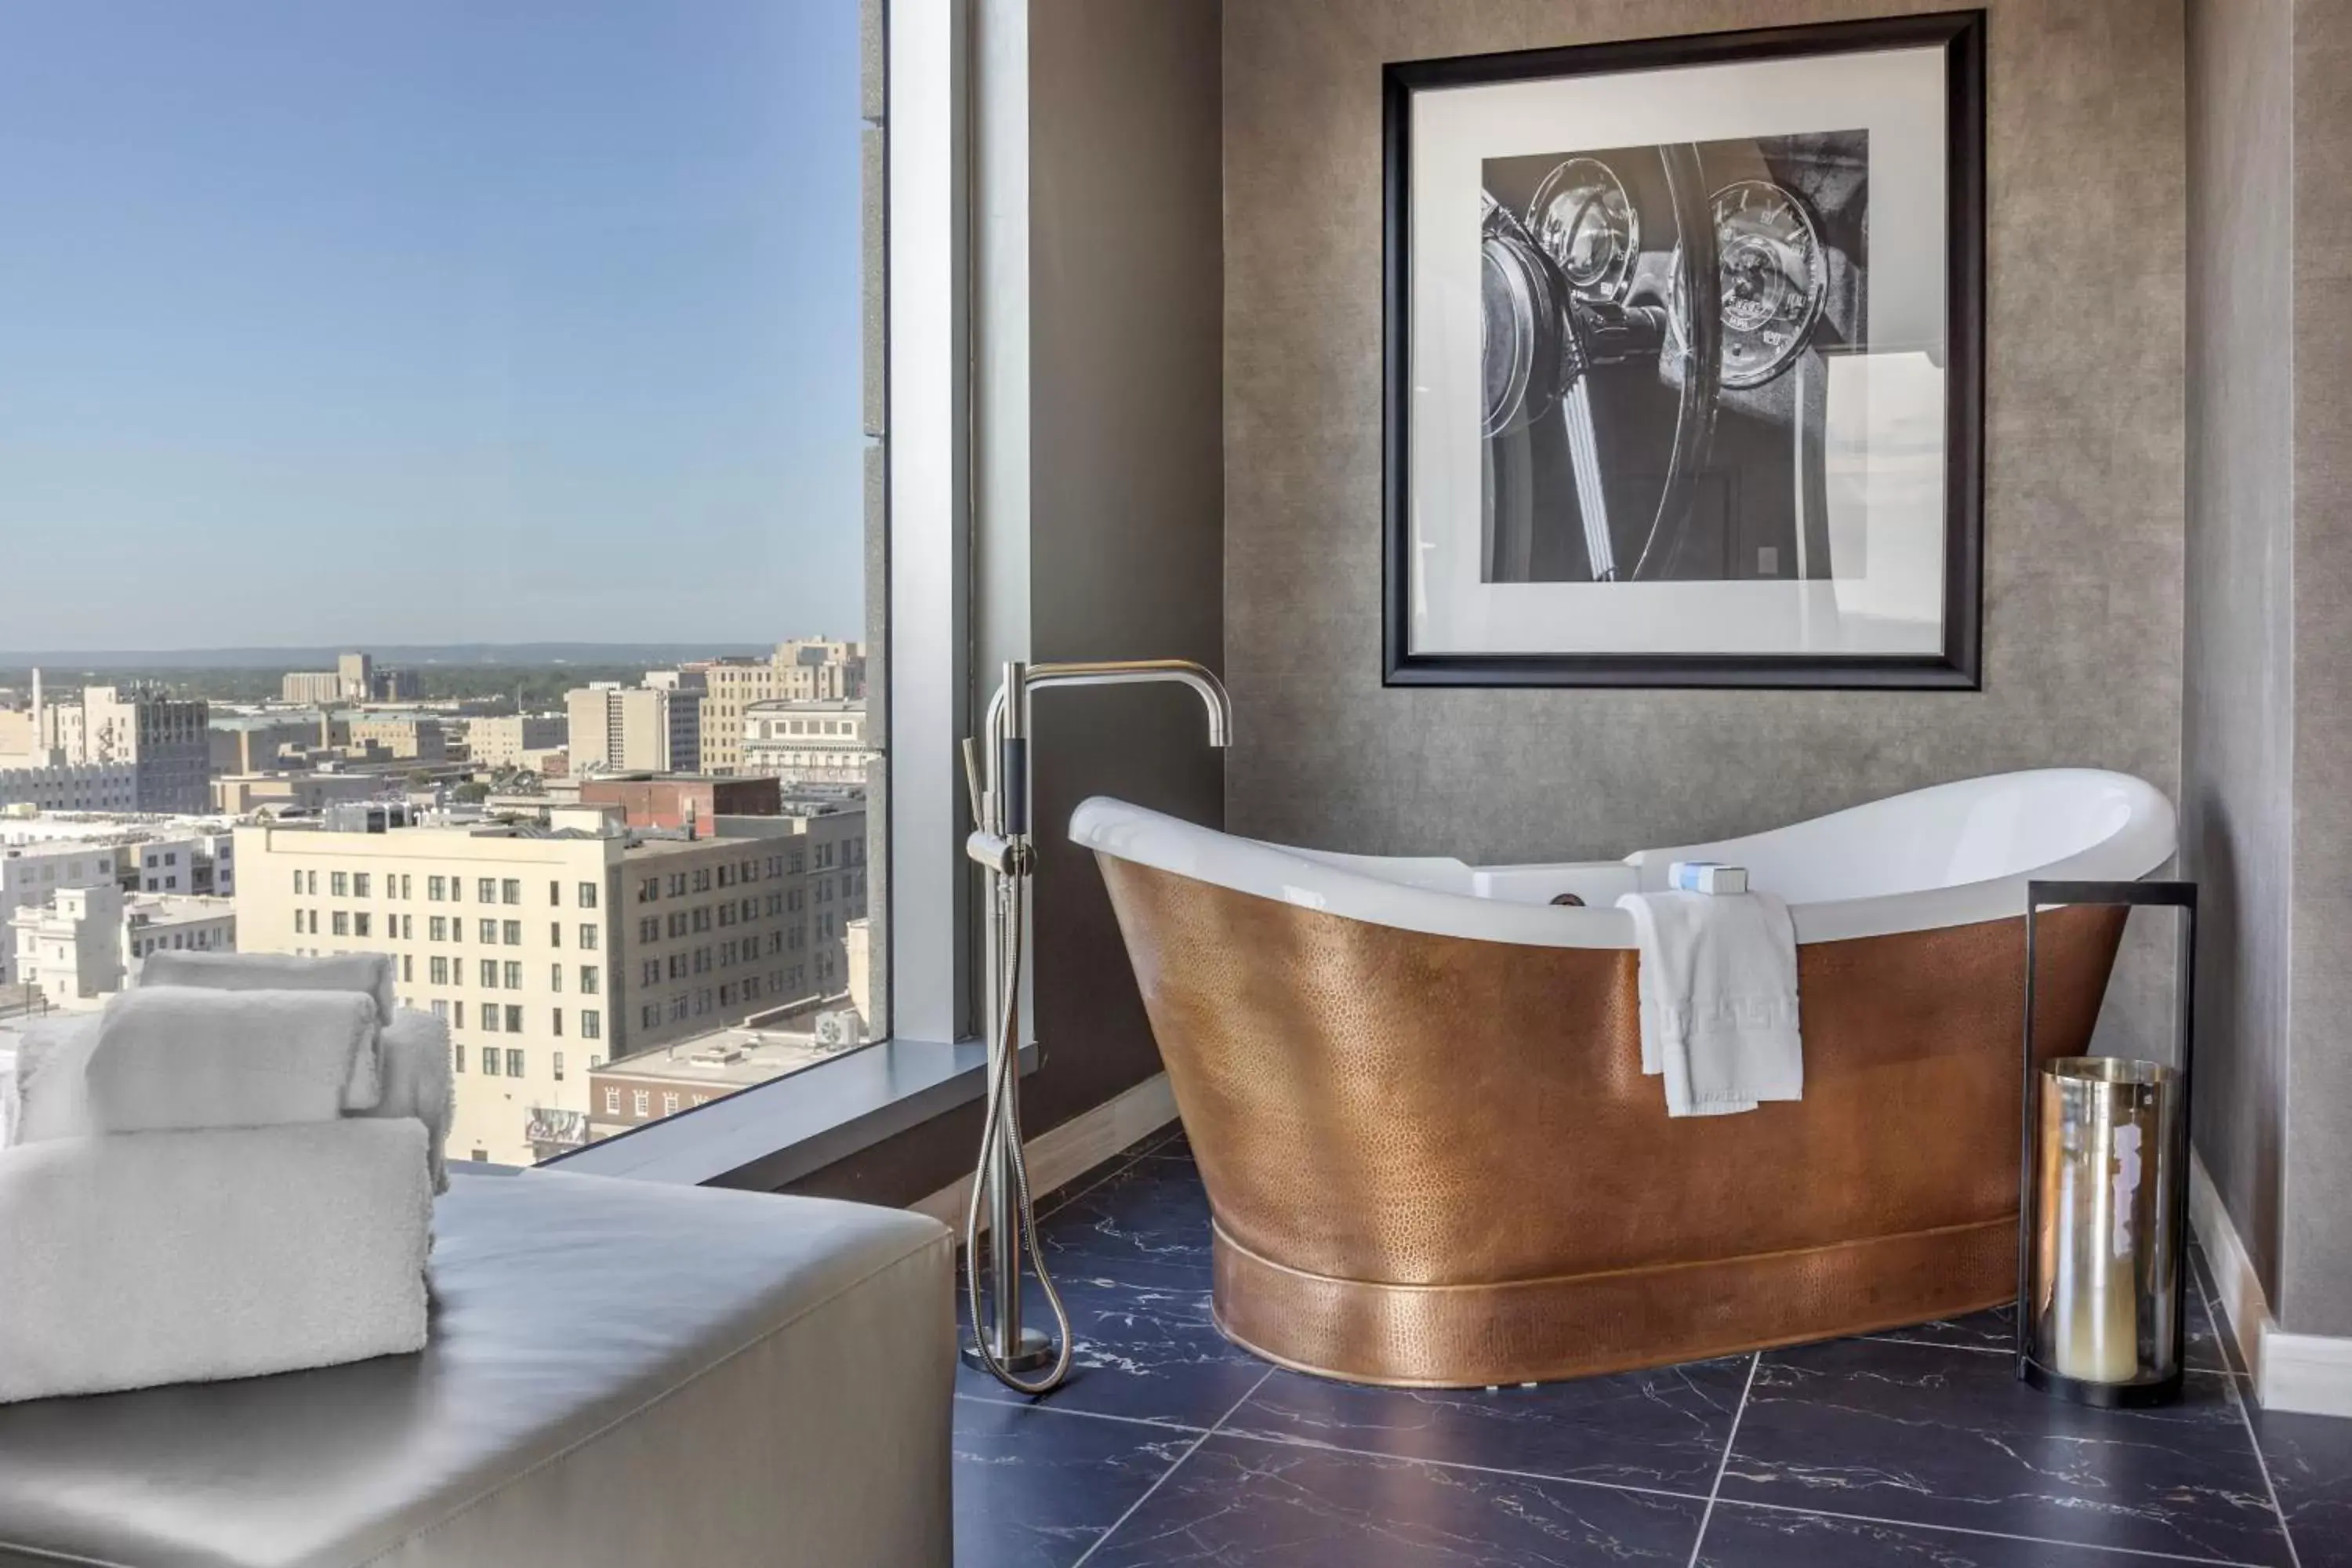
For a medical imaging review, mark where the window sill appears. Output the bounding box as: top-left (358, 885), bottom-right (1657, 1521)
top-left (535, 1037), bottom-right (1030, 1191)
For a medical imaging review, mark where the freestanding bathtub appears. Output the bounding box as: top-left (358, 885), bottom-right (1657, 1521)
top-left (1074, 768), bottom-right (2176, 1387)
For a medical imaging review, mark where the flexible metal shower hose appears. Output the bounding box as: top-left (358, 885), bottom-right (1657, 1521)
top-left (961, 875), bottom-right (1073, 1395)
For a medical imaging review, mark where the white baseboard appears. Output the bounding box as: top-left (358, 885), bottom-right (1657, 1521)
top-left (2190, 1149), bottom-right (2352, 1416)
top-left (909, 1071), bottom-right (1179, 1233)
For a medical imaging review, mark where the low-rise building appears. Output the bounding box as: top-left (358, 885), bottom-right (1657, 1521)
top-left (281, 671), bottom-right (344, 706)
top-left (281, 652), bottom-right (422, 705)
top-left (209, 714), bottom-right (329, 774)
top-left (130, 829), bottom-right (238, 897)
top-left (212, 771), bottom-right (394, 815)
top-left (0, 840), bottom-right (121, 988)
top-left (8, 885), bottom-right (234, 1010)
top-left (233, 802), bottom-right (868, 1166)
top-left (9, 884), bottom-right (128, 1007)
top-left (741, 700), bottom-right (871, 788)
top-left (585, 998), bottom-right (863, 1142)
top-left (465, 713), bottom-right (567, 769)
top-left (122, 894), bottom-right (238, 981)
top-left (347, 717), bottom-right (448, 761)
top-left (0, 758), bottom-right (138, 814)
top-left (576, 775), bottom-right (782, 833)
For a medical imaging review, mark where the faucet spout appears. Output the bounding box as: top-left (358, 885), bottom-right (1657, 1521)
top-left (987, 659), bottom-right (1232, 750)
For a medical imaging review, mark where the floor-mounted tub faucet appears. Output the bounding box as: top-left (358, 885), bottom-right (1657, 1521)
top-left (960, 659), bottom-right (1232, 1394)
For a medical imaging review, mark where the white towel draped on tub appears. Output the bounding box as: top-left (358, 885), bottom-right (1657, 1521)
top-left (85, 987), bottom-right (382, 1134)
top-left (1615, 890), bottom-right (1802, 1117)
top-left (0, 1119), bottom-right (431, 1403)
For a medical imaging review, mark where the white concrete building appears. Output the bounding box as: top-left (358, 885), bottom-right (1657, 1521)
top-left (13, 884), bottom-right (237, 1007)
top-left (0, 811), bottom-right (244, 854)
top-left (12, 884), bottom-right (128, 1007)
top-left (0, 759), bottom-right (137, 813)
top-left (132, 829), bottom-right (237, 897)
top-left (122, 894), bottom-right (239, 982)
top-left (0, 840), bottom-right (121, 989)
top-left (741, 701), bottom-right (871, 788)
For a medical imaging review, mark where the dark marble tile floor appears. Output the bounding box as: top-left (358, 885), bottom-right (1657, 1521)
top-left (953, 1127), bottom-right (2346, 1566)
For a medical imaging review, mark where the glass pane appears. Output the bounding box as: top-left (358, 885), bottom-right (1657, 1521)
top-left (0, 0), bottom-right (887, 1169)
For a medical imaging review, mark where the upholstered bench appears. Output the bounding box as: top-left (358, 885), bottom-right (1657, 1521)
top-left (0, 1169), bottom-right (954, 1568)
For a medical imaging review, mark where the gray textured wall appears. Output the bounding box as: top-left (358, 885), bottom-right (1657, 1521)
top-left (2183, 0), bottom-right (2292, 1316)
top-left (2183, 0), bottom-right (2352, 1338)
top-left (2284, 0), bottom-right (2352, 1337)
top-left (1024, 0), bottom-right (1227, 1138)
top-left (1223, 0), bottom-right (2185, 1050)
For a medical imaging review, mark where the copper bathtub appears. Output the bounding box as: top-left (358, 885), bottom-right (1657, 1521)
top-left (1076, 769), bottom-right (2176, 1387)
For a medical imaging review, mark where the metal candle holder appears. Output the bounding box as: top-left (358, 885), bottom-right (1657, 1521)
top-left (2015, 878), bottom-right (2197, 1408)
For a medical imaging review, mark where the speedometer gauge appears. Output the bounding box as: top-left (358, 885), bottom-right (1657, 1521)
top-left (1526, 158), bottom-right (1638, 301)
top-left (1707, 180), bottom-right (1828, 388)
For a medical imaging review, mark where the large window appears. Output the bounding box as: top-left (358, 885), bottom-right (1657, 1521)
top-left (0, 0), bottom-right (888, 1169)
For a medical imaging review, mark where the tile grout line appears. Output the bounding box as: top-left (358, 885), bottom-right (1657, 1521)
top-left (1718, 1497), bottom-right (2272, 1568)
top-left (1029, 1140), bottom-right (1167, 1229)
top-left (1855, 1332), bottom-right (2249, 1377)
top-left (2226, 1388), bottom-right (2306, 1568)
top-left (1685, 1351), bottom-right (1760, 1568)
top-left (967, 1385), bottom-right (2277, 1568)
top-left (2196, 1265), bottom-right (2306, 1568)
top-left (975, 1385), bottom-right (2285, 1566)
top-left (1069, 1365), bottom-right (1277, 1568)
top-left (997, 1396), bottom-right (1719, 1506)
top-left (952, 1392), bottom-right (1209, 1436)
top-left (2185, 1243), bottom-right (2304, 1568)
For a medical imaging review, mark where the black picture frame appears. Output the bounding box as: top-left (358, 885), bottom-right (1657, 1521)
top-left (1382, 10), bottom-right (1987, 689)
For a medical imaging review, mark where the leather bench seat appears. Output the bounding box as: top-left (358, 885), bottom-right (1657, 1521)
top-left (0, 1169), bottom-right (955, 1567)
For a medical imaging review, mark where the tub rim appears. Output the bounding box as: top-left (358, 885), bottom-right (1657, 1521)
top-left (1069, 766), bottom-right (2175, 949)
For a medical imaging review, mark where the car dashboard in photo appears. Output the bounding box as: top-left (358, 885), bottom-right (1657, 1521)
top-left (1479, 133), bottom-right (1867, 586)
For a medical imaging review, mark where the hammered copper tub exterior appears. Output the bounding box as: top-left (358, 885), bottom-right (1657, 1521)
top-left (1093, 855), bottom-right (2129, 1387)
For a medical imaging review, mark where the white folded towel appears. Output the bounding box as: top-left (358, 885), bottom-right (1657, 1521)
top-left (140, 949), bottom-right (397, 1024)
top-left (140, 951), bottom-right (397, 1108)
top-left (1616, 890), bottom-right (1802, 1117)
top-left (0, 1119), bottom-right (431, 1403)
top-left (86, 986), bottom-right (380, 1134)
top-left (6, 1014), bottom-right (98, 1148)
top-left (7, 1007), bottom-right (452, 1189)
top-left (358, 1010), bottom-right (456, 1194)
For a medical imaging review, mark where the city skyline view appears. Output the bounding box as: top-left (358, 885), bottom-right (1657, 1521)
top-left (0, 0), bottom-right (867, 650)
top-left (1, 0), bottom-right (884, 1174)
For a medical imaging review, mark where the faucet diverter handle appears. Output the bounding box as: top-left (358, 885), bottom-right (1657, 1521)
top-left (960, 736), bottom-right (986, 830)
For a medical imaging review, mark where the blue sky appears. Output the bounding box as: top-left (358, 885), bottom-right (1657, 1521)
top-left (0, 0), bottom-right (866, 652)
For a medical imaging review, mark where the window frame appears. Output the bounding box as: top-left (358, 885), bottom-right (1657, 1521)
top-left (548, 0), bottom-right (1029, 1189)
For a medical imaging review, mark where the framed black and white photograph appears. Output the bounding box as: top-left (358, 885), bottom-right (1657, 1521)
top-left (1384, 13), bottom-right (1985, 688)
